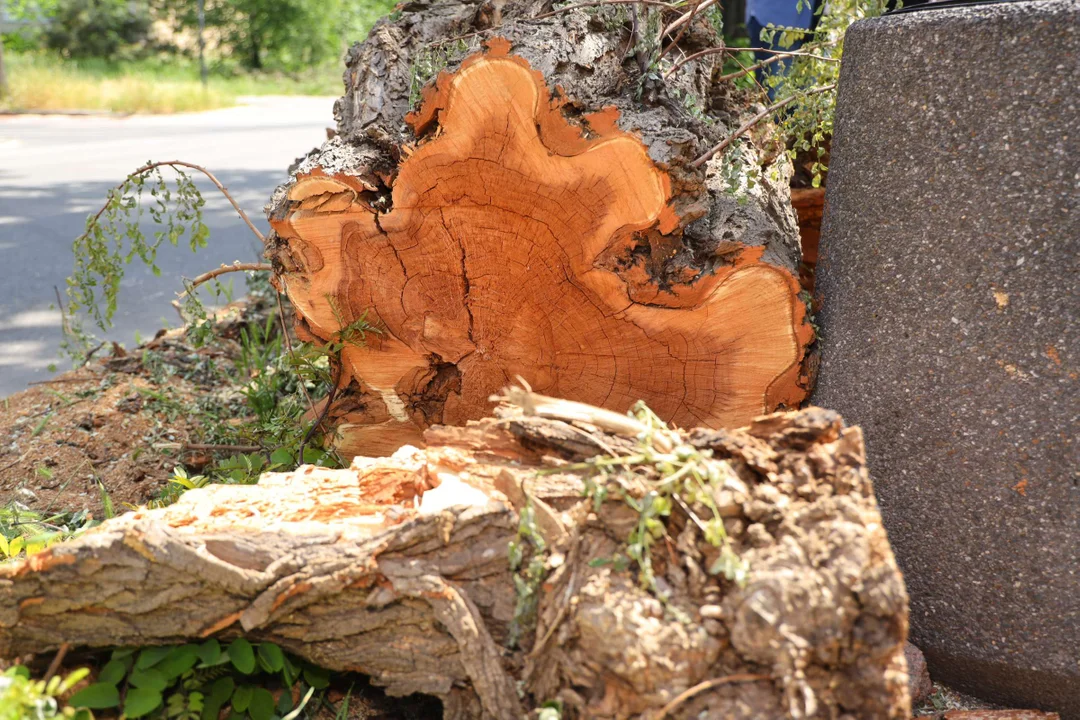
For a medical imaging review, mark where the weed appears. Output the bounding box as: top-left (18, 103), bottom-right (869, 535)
top-left (408, 40), bottom-right (469, 107)
top-left (508, 502), bottom-right (548, 648)
top-left (62, 639), bottom-right (329, 720)
top-left (0, 505), bottom-right (96, 562)
top-left (1, 665), bottom-right (92, 720)
top-left (549, 401), bottom-right (749, 599)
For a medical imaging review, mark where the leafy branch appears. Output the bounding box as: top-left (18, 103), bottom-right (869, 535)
top-left (511, 389), bottom-right (750, 599)
top-left (690, 83), bottom-right (836, 168)
top-left (64, 160), bottom-right (268, 358)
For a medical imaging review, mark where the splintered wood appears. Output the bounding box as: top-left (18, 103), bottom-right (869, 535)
top-left (0, 400), bottom-right (909, 720)
top-left (270, 39), bottom-right (813, 458)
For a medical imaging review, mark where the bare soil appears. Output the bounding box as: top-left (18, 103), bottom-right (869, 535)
top-left (0, 301), bottom-right (262, 516)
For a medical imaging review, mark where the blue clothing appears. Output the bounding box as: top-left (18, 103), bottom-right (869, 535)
top-left (746, 0), bottom-right (823, 96)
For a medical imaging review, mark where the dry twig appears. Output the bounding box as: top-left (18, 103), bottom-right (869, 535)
top-left (690, 84), bottom-right (835, 168)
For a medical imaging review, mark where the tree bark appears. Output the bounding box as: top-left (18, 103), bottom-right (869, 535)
top-left (0, 396), bottom-right (909, 720)
top-left (264, 0), bottom-right (814, 460)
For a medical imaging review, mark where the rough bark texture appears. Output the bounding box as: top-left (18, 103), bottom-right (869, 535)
top-left (265, 0), bottom-right (813, 459)
top-left (0, 400), bottom-right (908, 720)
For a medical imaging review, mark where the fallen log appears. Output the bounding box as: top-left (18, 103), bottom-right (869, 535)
top-left (0, 394), bottom-right (909, 719)
top-left (265, 0), bottom-right (814, 459)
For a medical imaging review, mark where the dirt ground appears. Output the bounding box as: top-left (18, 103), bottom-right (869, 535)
top-left (0, 361), bottom-right (204, 516)
top-left (0, 301), bottom-right (264, 517)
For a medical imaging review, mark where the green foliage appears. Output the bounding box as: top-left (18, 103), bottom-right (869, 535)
top-left (43, 0), bottom-right (151, 60)
top-left (1, 666), bottom-right (92, 720)
top-left (507, 502), bottom-right (548, 648)
top-left (0, 505), bottom-right (97, 562)
top-left (62, 640), bottom-right (322, 720)
top-left (554, 402), bottom-right (749, 598)
top-left (167, 0), bottom-right (393, 72)
top-left (759, 0), bottom-right (894, 184)
top-left (65, 162), bottom-right (208, 360)
top-left (408, 39), bottom-right (469, 107)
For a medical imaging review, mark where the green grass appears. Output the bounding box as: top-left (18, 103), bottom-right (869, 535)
top-left (0, 53), bottom-right (345, 114)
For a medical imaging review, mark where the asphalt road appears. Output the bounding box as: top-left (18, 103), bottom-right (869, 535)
top-left (0, 96), bottom-right (336, 397)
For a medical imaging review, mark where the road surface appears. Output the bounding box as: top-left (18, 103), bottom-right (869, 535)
top-left (0, 96), bottom-right (335, 397)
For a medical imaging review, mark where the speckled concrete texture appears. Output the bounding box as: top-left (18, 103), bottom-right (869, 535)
top-left (813, 0), bottom-right (1079, 715)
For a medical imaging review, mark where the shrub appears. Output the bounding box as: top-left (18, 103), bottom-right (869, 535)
top-left (44, 0), bottom-right (150, 59)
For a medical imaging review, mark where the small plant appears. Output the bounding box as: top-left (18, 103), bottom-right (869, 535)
top-left (408, 39), bottom-right (469, 106)
top-left (65, 162), bottom-right (209, 359)
top-left (507, 502), bottom-right (549, 648)
top-left (0, 506), bottom-right (97, 562)
top-left (1, 665), bottom-right (93, 720)
top-left (66, 639), bottom-right (324, 720)
top-left (551, 401), bottom-right (749, 598)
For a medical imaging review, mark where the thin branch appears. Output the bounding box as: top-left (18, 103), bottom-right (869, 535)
top-left (78, 160), bottom-right (265, 247)
top-left (175, 262), bottom-right (273, 301)
top-left (689, 84), bottom-right (836, 168)
top-left (42, 643), bottom-right (71, 684)
top-left (53, 286), bottom-right (71, 338)
top-left (297, 359), bottom-right (342, 466)
top-left (657, 0), bottom-right (703, 62)
top-left (531, 0), bottom-right (683, 23)
top-left (659, 0), bottom-right (716, 42)
top-left (714, 54), bottom-right (790, 84)
top-left (153, 443), bottom-right (264, 453)
top-left (27, 377), bottom-right (94, 386)
top-left (656, 674), bottom-right (773, 718)
top-left (664, 46), bottom-right (839, 79)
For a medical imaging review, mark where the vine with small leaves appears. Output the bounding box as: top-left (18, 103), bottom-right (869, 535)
top-left (756, 0), bottom-right (894, 184)
top-left (507, 501), bottom-right (550, 648)
top-left (553, 401), bottom-right (749, 599)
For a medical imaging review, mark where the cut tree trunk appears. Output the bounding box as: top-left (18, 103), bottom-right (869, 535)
top-left (265, 0), bottom-right (814, 459)
top-left (0, 395), bottom-right (909, 720)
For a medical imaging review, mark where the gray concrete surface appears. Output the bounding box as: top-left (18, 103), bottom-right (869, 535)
top-left (812, 1), bottom-right (1079, 715)
top-left (0, 96), bottom-right (334, 396)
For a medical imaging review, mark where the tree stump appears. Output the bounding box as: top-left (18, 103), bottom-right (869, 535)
top-left (0, 395), bottom-right (909, 719)
top-left (265, 1), bottom-right (814, 459)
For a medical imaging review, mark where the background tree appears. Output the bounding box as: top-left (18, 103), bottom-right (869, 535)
top-left (44, 0), bottom-right (151, 59)
top-left (171, 0), bottom-right (393, 72)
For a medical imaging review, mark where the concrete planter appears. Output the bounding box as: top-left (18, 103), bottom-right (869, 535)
top-left (813, 0), bottom-right (1078, 715)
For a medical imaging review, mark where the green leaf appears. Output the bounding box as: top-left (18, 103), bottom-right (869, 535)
top-left (228, 638), bottom-right (256, 674)
top-left (129, 667), bottom-right (168, 692)
top-left (135, 646), bottom-right (172, 670)
top-left (197, 638), bottom-right (222, 666)
top-left (6, 665), bottom-right (30, 680)
top-left (256, 643), bottom-right (284, 673)
top-left (201, 676), bottom-right (235, 720)
top-left (124, 687), bottom-right (164, 718)
top-left (247, 688), bottom-right (275, 720)
top-left (157, 644), bottom-right (199, 679)
top-left (269, 448), bottom-right (294, 467)
top-left (98, 658), bottom-right (128, 686)
top-left (69, 682), bottom-right (121, 709)
top-left (281, 655), bottom-right (299, 687)
top-left (277, 689), bottom-right (294, 714)
top-left (231, 685), bottom-right (254, 713)
top-left (302, 666), bottom-right (330, 690)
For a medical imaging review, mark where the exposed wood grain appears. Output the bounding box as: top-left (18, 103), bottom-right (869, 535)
top-left (271, 40), bottom-right (814, 459)
top-left (0, 401), bottom-right (910, 719)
